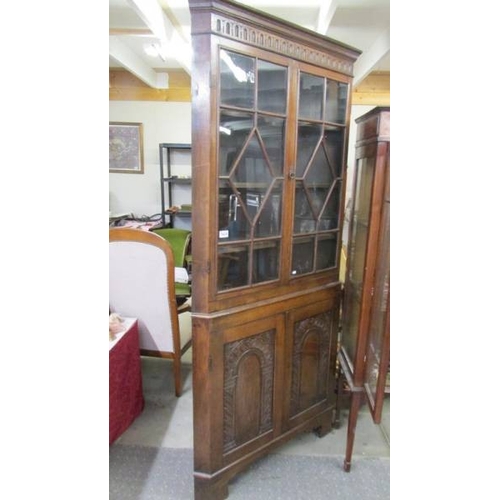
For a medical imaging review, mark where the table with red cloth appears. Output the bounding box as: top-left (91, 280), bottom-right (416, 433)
top-left (109, 317), bottom-right (144, 445)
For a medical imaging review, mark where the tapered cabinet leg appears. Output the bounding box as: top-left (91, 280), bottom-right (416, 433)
top-left (344, 391), bottom-right (362, 472)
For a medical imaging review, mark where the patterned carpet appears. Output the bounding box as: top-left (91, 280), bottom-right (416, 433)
top-left (110, 444), bottom-right (389, 500)
top-left (110, 356), bottom-right (389, 500)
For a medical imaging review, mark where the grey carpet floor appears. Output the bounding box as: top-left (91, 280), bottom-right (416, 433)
top-left (109, 445), bottom-right (389, 500)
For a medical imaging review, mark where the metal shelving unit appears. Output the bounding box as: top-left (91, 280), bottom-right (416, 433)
top-left (159, 143), bottom-right (192, 229)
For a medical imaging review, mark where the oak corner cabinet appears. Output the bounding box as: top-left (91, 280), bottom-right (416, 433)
top-left (188, 0), bottom-right (361, 498)
top-left (338, 106), bottom-right (390, 472)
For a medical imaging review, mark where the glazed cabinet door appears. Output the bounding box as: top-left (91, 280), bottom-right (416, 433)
top-left (217, 49), bottom-right (288, 292)
top-left (340, 108), bottom-right (389, 389)
top-left (363, 156), bottom-right (390, 423)
top-left (214, 45), bottom-right (351, 305)
top-left (341, 153), bottom-right (376, 377)
top-left (291, 71), bottom-right (347, 278)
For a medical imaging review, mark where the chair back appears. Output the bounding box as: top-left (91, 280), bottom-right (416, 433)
top-left (152, 228), bottom-right (191, 268)
top-left (109, 228), bottom-right (179, 354)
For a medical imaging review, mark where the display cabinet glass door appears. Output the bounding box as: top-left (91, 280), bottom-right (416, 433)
top-left (217, 50), bottom-right (349, 291)
top-left (217, 50), bottom-right (287, 290)
top-left (291, 72), bottom-right (347, 277)
top-left (363, 159), bottom-right (390, 423)
top-left (341, 156), bottom-right (375, 366)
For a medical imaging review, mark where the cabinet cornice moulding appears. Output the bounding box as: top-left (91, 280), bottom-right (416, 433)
top-left (189, 0), bottom-right (361, 77)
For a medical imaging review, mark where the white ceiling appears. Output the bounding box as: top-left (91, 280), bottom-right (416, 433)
top-left (109, 0), bottom-right (389, 89)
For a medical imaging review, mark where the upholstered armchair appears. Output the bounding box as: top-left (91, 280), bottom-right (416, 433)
top-left (109, 228), bottom-right (192, 397)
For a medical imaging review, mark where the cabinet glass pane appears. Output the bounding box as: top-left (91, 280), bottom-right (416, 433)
top-left (325, 80), bottom-right (348, 124)
top-left (365, 167), bottom-right (390, 402)
top-left (294, 182), bottom-right (316, 234)
top-left (219, 110), bottom-right (254, 176)
top-left (253, 240), bottom-right (280, 283)
top-left (254, 182), bottom-right (282, 238)
top-left (318, 181), bottom-right (341, 231)
top-left (298, 73), bottom-right (324, 120)
top-left (258, 116), bottom-right (285, 175)
top-left (343, 294), bottom-right (361, 365)
top-left (323, 125), bottom-right (344, 178)
top-left (258, 60), bottom-right (287, 114)
top-left (218, 180), bottom-right (251, 241)
top-left (291, 237), bottom-right (314, 275)
top-left (365, 212), bottom-right (389, 397)
top-left (342, 156), bottom-right (375, 363)
top-left (233, 136), bottom-right (273, 185)
top-left (218, 245), bottom-right (249, 289)
top-left (317, 233), bottom-right (338, 270)
top-left (296, 123), bottom-right (322, 177)
top-left (220, 50), bottom-right (255, 109)
top-left (349, 157), bottom-right (375, 287)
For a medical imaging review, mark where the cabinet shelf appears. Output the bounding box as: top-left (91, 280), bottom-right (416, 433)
top-left (166, 210), bottom-right (192, 217)
top-left (163, 177), bottom-right (192, 183)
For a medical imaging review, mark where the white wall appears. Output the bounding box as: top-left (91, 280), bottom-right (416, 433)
top-left (109, 101), bottom-right (191, 217)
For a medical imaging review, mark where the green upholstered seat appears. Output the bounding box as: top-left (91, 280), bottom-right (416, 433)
top-left (152, 228), bottom-right (192, 299)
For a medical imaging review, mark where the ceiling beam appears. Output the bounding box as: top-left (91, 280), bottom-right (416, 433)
top-left (315, 1), bottom-right (337, 35)
top-left (109, 36), bottom-right (169, 89)
top-left (353, 28), bottom-right (390, 88)
top-left (126, 0), bottom-right (191, 75)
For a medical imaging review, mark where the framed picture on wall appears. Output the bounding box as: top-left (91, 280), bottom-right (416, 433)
top-left (109, 122), bottom-right (144, 174)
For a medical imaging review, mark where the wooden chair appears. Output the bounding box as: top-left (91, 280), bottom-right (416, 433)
top-left (109, 228), bottom-right (192, 397)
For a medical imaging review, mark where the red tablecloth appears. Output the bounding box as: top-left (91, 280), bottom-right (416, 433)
top-left (109, 318), bottom-right (144, 445)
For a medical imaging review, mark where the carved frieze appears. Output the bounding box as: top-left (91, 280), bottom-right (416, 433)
top-left (212, 16), bottom-right (354, 75)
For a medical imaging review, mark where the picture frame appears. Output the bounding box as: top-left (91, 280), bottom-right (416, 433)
top-left (109, 122), bottom-right (144, 174)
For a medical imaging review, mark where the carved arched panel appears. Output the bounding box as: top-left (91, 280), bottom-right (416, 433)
top-left (290, 312), bottom-right (331, 417)
top-left (223, 329), bottom-right (275, 453)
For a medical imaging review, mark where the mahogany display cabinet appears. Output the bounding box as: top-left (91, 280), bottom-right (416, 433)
top-left (188, 0), bottom-right (361, 498)
top-left (338, 106), bottom-right (390, 472)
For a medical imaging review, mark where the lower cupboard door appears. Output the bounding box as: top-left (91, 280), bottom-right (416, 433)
top-left (284, 298), bottom-right (338, 429)
top-left (221, 314), bottom-right (285, 466)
